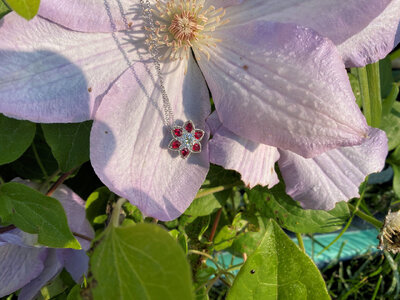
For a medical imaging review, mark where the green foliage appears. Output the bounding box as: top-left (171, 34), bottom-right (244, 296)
top-left (85, 187), bottom-right (111, 227)
top-left (91, 223), bottom-right (195, 300)
top-left (380, 101), bottom-right (400, 150)
top-left (41, 122), bottom-right (92, 172)
top-left (4, 0), bottom-right (40, 20)
top-left (185, 184), bottom-right (223, 217)
top-left (0, 182), bottom-right (80, 249)
top-left (348, 72), bottom-right (362, 108)
top-left (6, 128), bottom-right (59, 180)
top-left (185, 165), bottom-right (241, 217)
top-left (389, 146), bottom-right (400, 198)
top-left (249, 183), bottom-right (350, 234)
top-left (214, 213), bottom-right (247, 251)
top-left (0, 0), bottom-right (11, 19)
top-left (67, 285), bottom-right (82, 300)
top-left (0, 114), bottom-right (36, 165)
top-left (382, 83), bottom-right (399, 116)
top-left (379, 56), bottom-right (394, 99)
top-left (227, 219), bottom-right (330, 300)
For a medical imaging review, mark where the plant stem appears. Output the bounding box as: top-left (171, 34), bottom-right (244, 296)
top-left (366, 62), bottom-right (382, 127)
top-left (195, 182), bottom-right (242, 199)
top-left (188, 249), bottom-right (215, 261)
top-left (356, 63), bottom-right (382, 127)
top-left (209, 208), bottom-right (222, 242)
top-left (348, 203), bottom-right (383, 229)
top-left (111, 198), bottom-right (127, 227)
top-left (31, 142), bottom-right (48, 178)
top-left (72, 232), bottom-right (93, 242)
top-left (371, 275), bottom-right (383, 300)
top-left (318, 180), bottom-right (368, 256)
top-left (39, 168), bottom-right (60, 193)
top-left (46, 169), bottom-right (75, 197)
top-left (296, 233), bottom-right (305, 252)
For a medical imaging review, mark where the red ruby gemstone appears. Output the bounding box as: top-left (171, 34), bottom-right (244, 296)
top-left (194, 130), bottom-right (203, 139)
top-left (185, 122), bottom-right (193, 132)
top-left (173, 128), bottom-right (182, 137)
top-left (171, 140), bottom-right (180, 149)
top-left (181, 148), bottom-right (190, 158)
top-left (192, 143), bottom-right (201, 152)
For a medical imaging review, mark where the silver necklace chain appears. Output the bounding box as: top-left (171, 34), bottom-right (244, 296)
top-left (140, 0), bottom-right (175, 128)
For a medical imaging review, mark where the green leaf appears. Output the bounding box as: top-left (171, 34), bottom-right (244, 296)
top-left (348, 73), bottom-right (362, 108)
top-left (231, 214), bottom-right (267, 255)
top-left (389, 147), bottom-right (400, 198)
top-left (214, 225), bottom-right (237, 251)
top-left (0, 114), bottom-right (36, 165)
top-left (91, 223), bottom-right (194, 299)
top-left (41, 122), bottom-right (92, 172)
top-left (185, 186), bottom-right (222, 217)
top-left (357, 63), bottom-right (382, 127)
top-left (227, 219), bottom-right (330, 300)
top-left (185, 165), bottom-right (241, 217)
top-left (0, 0), bottom-right (11, 18)
top-left (85, 187), bottom-right (110, 227)
top-left (380, 56), bottom-right (394, 98)
top-left (0, 182), bottom-right (81, 249)
top-left (392, 164), bottom-right (400, 198)
top-left (249, 184), bottom-right (350, 233)
top-left (9, 128), bottom-right (58, 180)
top-left (213, 213), bottom-right (247, 251)
top-left (380, 101), bottom-right (400, 150)
top-left (40, 275), bottom-right (68, 299)
top-left (4, 0), bottom-right (40, 20)
top-left (67, 285), bottom-right (82, 300)
top-left (382, 83), bottom-right (399, 116)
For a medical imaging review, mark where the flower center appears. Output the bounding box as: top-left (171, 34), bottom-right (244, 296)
top-left (169, 12), bottom-right (199, 41)
top-left (148, 0), bottom-right (229, 60)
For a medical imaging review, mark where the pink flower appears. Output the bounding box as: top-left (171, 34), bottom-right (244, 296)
top-left (0, 0), bottom-right (398, 220)
top-left (207, 112), bottom-right (388, 210)
top-left (0, 180), bottom-right (94, 300)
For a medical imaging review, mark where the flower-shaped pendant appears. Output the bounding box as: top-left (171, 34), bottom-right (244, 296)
top-left (168, 120), bottom-right (204, 159)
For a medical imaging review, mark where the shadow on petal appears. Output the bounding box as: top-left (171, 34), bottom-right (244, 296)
top-left (0, 50), bottom-right (91, 123)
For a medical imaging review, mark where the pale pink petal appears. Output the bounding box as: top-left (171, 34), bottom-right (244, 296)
top-left (197, 21), bottom-right (368, 158)
top-left (337, 0), bottom-right (400, 67)
top-left (59, 249), bottom-right (89, 283)
top-left (0, 14), bottom-right (143, 122)
top-left (206, 111), bottom-right (223, 135)
top-left (0, 229), bottom-right (38, 247)
top-left (52, 186), bottom-right (94, 250)
top-left (19, 250), bottom-right (63, 300)
top-left (223, 0), bottom-right (396, 67)
top-left (205, 0), bottom-right (244, 9)
top-left (38, 0), bottom-right (134, 32)
top-left (91, 56), bottom-right (210, 221)
top-left (278, 128), bottom-right (388, 210)
top-left (207, 112), bottom-right (279, 188)
top-left (0, 245), bottom-right (46, 297)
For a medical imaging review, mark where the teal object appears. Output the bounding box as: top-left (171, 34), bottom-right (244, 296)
top-left (207, 228), bottom-right (380, 273)
top-left (299, 228), bottom-right (379, 267)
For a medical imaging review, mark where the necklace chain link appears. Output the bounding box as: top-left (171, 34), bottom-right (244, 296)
top-left (140, 0), bottom-right (175, 128)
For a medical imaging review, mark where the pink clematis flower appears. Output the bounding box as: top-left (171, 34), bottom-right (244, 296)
top-left (0, 180), bottom-right (94, 300)
top-left (0, 0), bottom-right (399, 220)
top-left (207, 112), bottom-right (388, 210)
